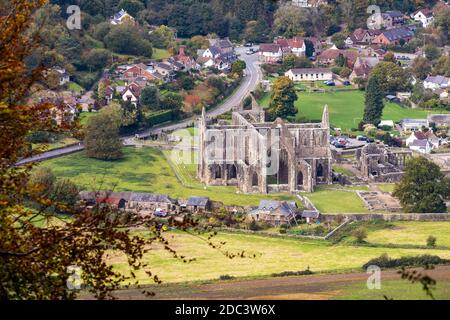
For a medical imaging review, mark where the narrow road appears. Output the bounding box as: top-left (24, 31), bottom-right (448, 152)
top-left (17, 47), bottom-right (262, 165)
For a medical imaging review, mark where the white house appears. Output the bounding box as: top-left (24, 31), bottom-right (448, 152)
top-left (121, 83), bottom-right (141, 106)
top-left (406, 130), bottom-right (439, 148)
top-left (409, 139), bottom-right (432, 154)
top-left (424, 75), bottom-right (450, 90)
top-left (259, 44), bottom-right (283, 63)
top-left (53, 67), bottom-right (70, 86)
top-left (288, 37), bottom-right (306, 57)
top-left (111, 9), bottom-right (135, 25)
top-left (412, 9), bottom-right (434, 28)
top-left (285, 68), bottom-right (333, 82)
top-left (400, 119), bottom-right (428, 132)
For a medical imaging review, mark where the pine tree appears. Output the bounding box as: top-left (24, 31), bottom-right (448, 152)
top-left (363, 74), bottom-right (384, 126)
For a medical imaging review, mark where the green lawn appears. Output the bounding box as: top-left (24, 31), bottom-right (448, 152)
top-left (377, 184), bottom-right (396, 193)
top-left (305, 186), bottom-right (369, 214)
top-left (109, 230), bottom-right (450, 285)
top-left (259, 91), bottom-right (446, 130)
top-left (333, 279), bottom-right (450, 300)
top-left (39, 147), bottom-right (298, 206)
top-left (78, 112), bottom-right (96, 127)
top-left (152, 48), bottom-right (171, 60)
top-left (67, 82), bottom-right (84, 93)
top-left (367, 221), bottom-right (450, 248)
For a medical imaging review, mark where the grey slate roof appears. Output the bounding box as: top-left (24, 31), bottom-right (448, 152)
top-left (258, 200), bottom-right (298, 216)
top-left (301, 211), bottom-right (320, 219)
top-left (187, 197), bottom-right (210, 207)
top-left (381, 27), bottom-right (414, 41)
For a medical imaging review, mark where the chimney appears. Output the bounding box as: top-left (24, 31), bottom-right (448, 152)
top-left (179, 46), bottom-right (186, 56)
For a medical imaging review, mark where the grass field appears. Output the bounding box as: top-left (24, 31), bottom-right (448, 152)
top-left (152, 48), bottom-right (171, 60)
top-left (258, 91), bottom-right (446, 130)
top-left (39, 147), bottom-right (298, 206)
top-left (108, 230), bottom-right (450, 285)
top-left (305, 186), bottom-right (369, 214)
top-left (367, 221), bottom-right (450, 248)
top-left (333, 279), bottom-right (450, 300)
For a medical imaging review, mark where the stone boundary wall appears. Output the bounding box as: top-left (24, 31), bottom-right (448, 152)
top-left (321, 213), bottom-right (450, 222)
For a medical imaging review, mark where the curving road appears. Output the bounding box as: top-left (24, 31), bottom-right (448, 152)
top-left (141, 46), bottom-right (262, 135)
top-left (17, 47), bottom-right (262, 164)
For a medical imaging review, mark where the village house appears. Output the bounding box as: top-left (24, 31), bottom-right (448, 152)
top-left (285, 68), bottom-right (333, 82)
top-left (424, 75), bottom-right (450, 90)
top-left (121, 82), bottom-right (141, 105)
top-left (400, 118), bottom-right (429, 132)
top-left (199, 38), bottom-right (237, 70)
top-left (172, 46), bottom-right (199, 71)
top-left (127, 193), bottom-right (178, 214)
top-left (317, 46), bottom-right (359, 67)
top-left (349, 57), bottom-right (377, 81)
top-left (259, 43), bottom-right (283, 63)
top-left (250, 200), bottom-right (299, 227)
top-left (372, 26), bottom-right (415, 46)
top-left (381, 10), bottom-right (405, 29)
top-left (287, 36), bottom-right (306, 57)
top-left (110, 9), bottom-right (135, 25)
top-left (345, 28), bottom-right (381, 46)
top-left (301, 210), bottom-right (320, 224)
top-left (45, 67), bottom-right (70, 86)
top-left (409, 139), bottom-right (433, 154)
top-left (406, 130), bottom-right (440, 152)
top-left (186, 197), bottom-right (211, 213)
top-left (412, 8), bottom-right (434, 28)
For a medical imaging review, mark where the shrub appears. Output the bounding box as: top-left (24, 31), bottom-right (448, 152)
top-left (219, 275), bottom-right (235, 280)
top-left (353, 227), bottom-right (368, 243)
top-left (426, 236), bottom-right (437, 248)
top-left (362, 254), bottom-right (450, 270)
top-left (271, 268), bottom-right (313, 277)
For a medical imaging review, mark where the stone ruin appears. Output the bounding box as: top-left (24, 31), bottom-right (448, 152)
top-left (197, 98), bottom-right (333, 193)
top-left (356, 143), bottom-right (412, 183)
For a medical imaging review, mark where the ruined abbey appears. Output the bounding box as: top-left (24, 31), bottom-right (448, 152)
top-left (197, 100), bottom-right (332, 194)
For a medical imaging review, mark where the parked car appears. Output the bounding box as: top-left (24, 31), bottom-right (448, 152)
top-left (326, 81), bottom-right (336, 86)
top-left (357, 136), bottom-right (368, 141)
top-left (244, 42), bottom-right (253, 47)
top-left (154, 208), bottom-right (168, 218)
top-left (335, 143), bottom-right (345, 149)
top-left (343, 81), bottom-right (351, 86)
top-left (246, 48), bottom-right (255, 55)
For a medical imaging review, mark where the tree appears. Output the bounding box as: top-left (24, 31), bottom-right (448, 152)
top-left (117, 0), bottom-right (145, 17)
top-left (370, 62), bottom-right (411, 94)
top-left (363, 75), bottom-right (384, 126)
top-left (231, 60), bottom-right (246, 78)
top-left (243, 19), bottom-right (268, 43)
top-left (140, 86), bottom-right (160, 111)
top-left (393, 157), bottom-right (450, 213)
top-left (148, 25), bottom-right (176, 49)
top-left (410, 57), bottom-right (432, 80)
top-left (83, 49), bottom-right (111, 71)
top-left (304, 39), bottom-right (315, 58)
top-left (160, 92), bottom-right (183, 116)
top-left (424, 45), bottom-right (440, 61)
top-left (282, 54), bottom-right (312, 71)
top-left (433, 56), bottom-right (450, 77)
top-left (427, 236), bottom-right (437, 248)
top-left (267, 76), bottom-right (298, 121)
top-left (84, 111), bottom-right (123, 160)
top-left (353, 227), bottom-right (368, 243)
top-left (104, 24), bottom-right (153, 57)
top-left (0, 0), bottom-right (169, 300)
top-left (383, 52), bottom-right (397, 63)
top-left (273, 4), bottom-right (307, 37)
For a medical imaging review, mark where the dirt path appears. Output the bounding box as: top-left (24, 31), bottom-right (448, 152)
top-left (97, 266), bottom-right (450, 300)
